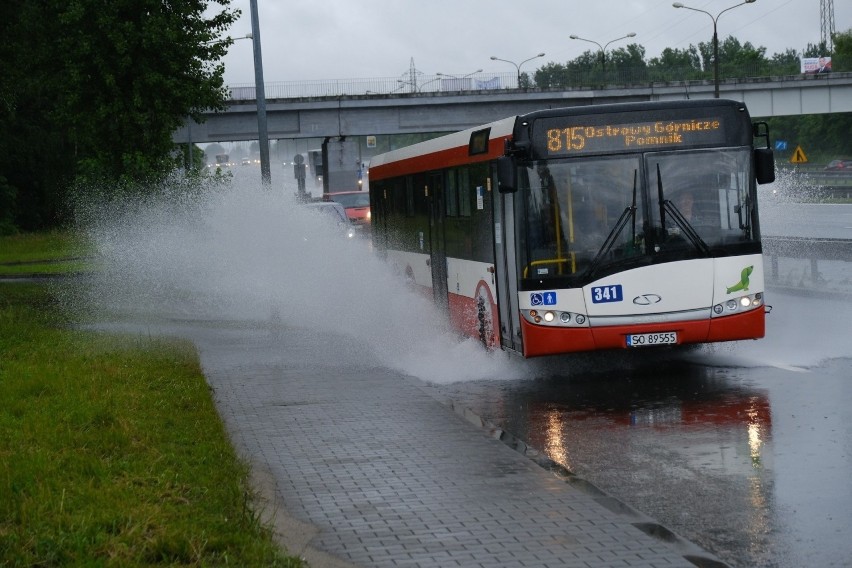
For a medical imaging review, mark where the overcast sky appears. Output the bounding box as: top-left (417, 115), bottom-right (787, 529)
top-left (213, 0), bottom-right (850, 86)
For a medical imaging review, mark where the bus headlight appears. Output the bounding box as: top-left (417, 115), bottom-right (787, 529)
top-left (713, 293), bottom-right (764, 318)
top-left (521, 309), bottom-right (588, 327)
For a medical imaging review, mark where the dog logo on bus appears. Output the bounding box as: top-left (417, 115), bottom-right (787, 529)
top-left (726, 265), bottom-right (753, 294)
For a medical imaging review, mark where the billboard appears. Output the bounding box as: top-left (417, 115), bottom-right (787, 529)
top-left (475, 77), bottom-right (502, 90)
top-left (801, 56), bottom-right (832, 74)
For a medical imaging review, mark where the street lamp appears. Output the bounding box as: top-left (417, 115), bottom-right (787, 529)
top-left (248, 0), bottom-right (271, 184)
top-left (490, 53), bottom-right (545, 87)
top-left (415, 77), bottom-right (442, 93)
top-left (204, 32), bottom-right (252, 45)
top-left (568, 33), bottom-right (636, 70)
top-left (673, 0), bottom-right (757, 98)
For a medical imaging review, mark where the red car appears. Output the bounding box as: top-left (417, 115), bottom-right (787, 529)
top-left (323, 191), bottom-right (371, 225)
top-left (824, 159), bottom-right (851, 171)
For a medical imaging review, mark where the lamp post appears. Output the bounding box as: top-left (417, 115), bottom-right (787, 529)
top-left (490, 53), bottom-right (545, 88)
top-left (248, 0), bottom-right (271, 184)
top-left (568, 33), bottom-right (636, 71)
top-left (672, 0), bottom-right (757, 98)
top-left (414, 77), bottom-right (442, 93)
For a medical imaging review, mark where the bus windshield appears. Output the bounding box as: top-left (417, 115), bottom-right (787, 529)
top-left (518, 146), bottom-right (756, 288)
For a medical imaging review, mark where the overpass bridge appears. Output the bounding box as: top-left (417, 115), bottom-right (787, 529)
top-left (176, 72), bottom-right (852, 144)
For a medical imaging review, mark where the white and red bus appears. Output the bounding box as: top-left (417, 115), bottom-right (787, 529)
top-left (369, 100), bottom-right (775, 357)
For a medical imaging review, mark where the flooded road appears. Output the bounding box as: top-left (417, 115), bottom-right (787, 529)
top-left (72, 175), bottom-right (851, 568)
top-left (423, 289), bottom-right (852, 568)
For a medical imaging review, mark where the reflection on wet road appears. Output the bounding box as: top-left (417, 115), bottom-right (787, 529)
top-left (425, 339), bottom-right (851, 567)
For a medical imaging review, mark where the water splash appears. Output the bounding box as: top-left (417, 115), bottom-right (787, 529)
top-left (68, 172), bottom-right (848, 383)
top-left (70, 175), bottom-right (527, 384)
top-left (757, 166), bottom-right (823, 207)
top-left (687, 287), bottom-right (852, 370)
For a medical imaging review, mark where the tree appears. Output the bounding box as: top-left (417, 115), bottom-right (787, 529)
top-left (607, 44), bottom-right (647, 82)
top-left (647, 46), bottom-right (702, 81)
top-left (802, 41), bottom-right (829, 58)
top-left (696, 36), bottom-right (768, 79)
top-left (724, 38), bottom-right (767, 76)
top-left (205, 143), bottom-right (228, 163)
top-left (56, 1), bottom-right (239, 181)
top-left (0, 0), bottom-right (239, 232)
top-left (763, 113), bottom-right (852, 164)
top-left (608, 44), bottom-right (646, 69)
top-left (832, 29), bottom-right (852, 71)
top-left (770, 48), bottom-right (800, 75)
top-left (0, 2), bottom-right (71, 231)
top-left (533, 62), bottom-right (573, 89)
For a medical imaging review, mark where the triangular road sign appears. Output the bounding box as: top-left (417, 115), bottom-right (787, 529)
top-left (790, 146), bottom-right (808, 164)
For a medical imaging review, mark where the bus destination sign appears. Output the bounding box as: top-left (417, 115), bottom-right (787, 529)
top-left (539, 117), bottom-right (726, 155)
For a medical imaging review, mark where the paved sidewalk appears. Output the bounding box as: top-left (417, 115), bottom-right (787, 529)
top-left (187, 323), bottom-right (725, 568)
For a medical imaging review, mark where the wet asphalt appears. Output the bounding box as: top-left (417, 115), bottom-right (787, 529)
top-left (178, 321), bottom-right (728, 568)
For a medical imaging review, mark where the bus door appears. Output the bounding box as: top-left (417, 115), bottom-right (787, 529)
top-left (492, 174), bottom-right (522, 353)
top-left (427, 173), bottom-right (449, 312)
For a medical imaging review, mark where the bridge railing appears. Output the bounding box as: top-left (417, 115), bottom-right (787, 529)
top-left (227, 73), bottom-right (518, 100)
top-left (226, 64), bottom-right (847, 101)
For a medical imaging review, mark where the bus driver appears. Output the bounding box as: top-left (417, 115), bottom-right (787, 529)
top-left (674, 190), bottom-right (695, 221)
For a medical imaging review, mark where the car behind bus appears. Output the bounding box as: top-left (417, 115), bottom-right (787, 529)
top-left (323, 191), bottom-right (371, 226)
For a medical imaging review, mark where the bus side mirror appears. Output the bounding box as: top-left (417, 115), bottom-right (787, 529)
top-left (497, 156), bottom-right (517, 193)
top-left (754, 148), bottom-right (775, 185)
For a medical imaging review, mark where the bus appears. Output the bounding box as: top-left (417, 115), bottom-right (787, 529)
top-left (213, 153), bottom-right (230, 168)
top-left (368, 100), bottom-right (775, 357)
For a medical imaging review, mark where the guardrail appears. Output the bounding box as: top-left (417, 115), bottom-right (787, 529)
top-left (763, 236), bottom-right (852, 298)
top-left (775, 167), bottom-right (852, 200)
top-left (225, 69), bottom-right (852, 101)
top-left (764, 236), bottom-right (852, 262)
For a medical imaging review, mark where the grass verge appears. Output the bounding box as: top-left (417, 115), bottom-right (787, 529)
top-left (0, 231), bottom-right (95, 277)
top-left (0, 283), bottom-right (303, 566)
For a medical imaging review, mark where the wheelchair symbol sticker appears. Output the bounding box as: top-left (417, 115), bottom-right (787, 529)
top-left (530, 292), bottom-right (557, 306)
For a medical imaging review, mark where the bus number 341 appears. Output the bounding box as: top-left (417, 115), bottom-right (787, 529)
top-left (591, 285), bottom-right (623, 303)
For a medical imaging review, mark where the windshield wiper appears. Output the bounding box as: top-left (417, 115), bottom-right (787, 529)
top-left (587, 170), bottom-right (638, 279)
top-left (656, 164), bottom-right (711, 257)
top-left (663, 200), bottom-right (711, 256)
